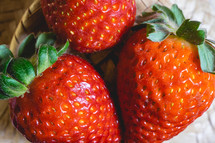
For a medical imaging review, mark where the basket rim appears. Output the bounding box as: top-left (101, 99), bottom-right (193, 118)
top-left (9, 0), bottom-right (41, 55)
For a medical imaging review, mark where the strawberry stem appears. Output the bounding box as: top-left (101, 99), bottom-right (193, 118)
top-left (136, 12), bottom-right (162, 24)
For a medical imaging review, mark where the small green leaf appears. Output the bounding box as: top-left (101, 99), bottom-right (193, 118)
top-left (7, 58), bottom-right (36, 86)
top-left (0, 73), bottom-right (27, 98)
top-left (176, 19), bottom-right (206, 45)
top-left (35, 32), bottom-right (56, 49)
top-left (146, 24), bottom-right (170, 42)
top-left (18, 34), bottom-right (36, 58)
top-left (57, 40), bottom-right (69, 56)
top-left (2, 58), bottom-right (13, 74)
top-left (152, 4), bottom-right (175, 22)
top-left (171, 4), bottom-right (185, 26)
top-left (197, 42), bottom-right (215, 74)
top-left (0, 45), bottom-right (14, 72)
top-left (37, 45), bottom-right (58, 75)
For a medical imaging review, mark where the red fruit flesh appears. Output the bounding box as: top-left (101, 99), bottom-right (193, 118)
top-left (117, 28), bottom-right (215, 142)
top-left (10, 54), bottom-right (121, 142)
top-left (41, 0), bottom-right (136, 53)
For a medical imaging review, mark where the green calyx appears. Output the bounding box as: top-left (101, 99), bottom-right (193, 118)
top-left (0, 32), bottom-right (69, 99)
top-left (137, 4), bottom-right (215, 74)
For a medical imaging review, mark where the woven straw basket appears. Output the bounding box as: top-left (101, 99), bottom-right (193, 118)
top-left (0, 0), bottom-right (214, 142)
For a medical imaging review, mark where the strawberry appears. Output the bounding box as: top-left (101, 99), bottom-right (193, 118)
top-left (0, 33), bottom-right (121, 142)
top-left (117, 4), bottom-right (215, 142)
top-left (40, 0), bottom-right (136, 53)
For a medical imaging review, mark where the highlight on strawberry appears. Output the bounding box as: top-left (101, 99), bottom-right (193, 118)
top-left (0, 33), bottom-right (121, 142)
top-left (40, 0), bottom-right (136, 53)
top-left (117, 4), bottom-right (215, 142)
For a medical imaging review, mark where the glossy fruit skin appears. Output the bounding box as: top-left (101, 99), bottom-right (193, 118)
top-left (10, 54), bottom-right (121, 142)
top-left (117, 28), bottom-right (215, 142)
top-left (40, 0), bottom-right (136, 53)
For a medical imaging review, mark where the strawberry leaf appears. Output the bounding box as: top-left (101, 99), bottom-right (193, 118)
top-left (37, 45), bottom-right (58, 75)
top-left (152, 4), bottom-right (175, 22)
top-left (2, 58), bottom-right (13, 74)
top-left (171, 4), bottom-right (185, 26)
top-left (136, 4), bottom-right (182, 42)
top-left (0, 45), bottom-right (14, 73)
top-left (57, 40), bottom-right (69, 56)
top-left (146, 24), bottom-right (170, 42)
top-left (35, 32), bottom-right (56, 49)
top-left (18, 34), bottom-right (36, 58)
top-left (7, 58), bottom-right (36, 86)
top-left (176, 19), bottom-right (206, 45)
top-left (0, 73), bottom-right (27, 98)
top-left (198, 41), bottom-right (215, 74)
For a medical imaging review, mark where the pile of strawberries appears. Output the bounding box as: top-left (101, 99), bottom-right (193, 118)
top-left (0, 0), bottom-right (215, 142)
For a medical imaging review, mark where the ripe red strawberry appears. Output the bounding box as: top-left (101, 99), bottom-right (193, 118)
top-left (0, 33), bottom-right (121, 142)
top-left (40, 0), bottom-right (136, 53)
top-left (117, 4), bottom-right (215, 142)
